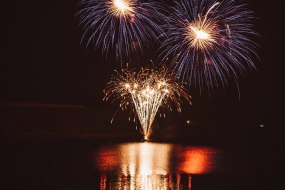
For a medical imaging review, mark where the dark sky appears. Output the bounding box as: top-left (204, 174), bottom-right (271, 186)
top-left (0, 0), bottom-right (283, 126)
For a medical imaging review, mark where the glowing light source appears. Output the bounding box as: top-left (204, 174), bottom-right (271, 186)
top-left (186, 120), bottom-right (191, 126)
top-left (112, 0), bottom-right (133, 16)
top-left (185, 2), bottom-right (220, 50)
top-left (114, 0), bottom-right (129, 10)
top-left (104, 66), bottom-right (191, 140)
top-left (191, 27), bottom-right (210, 40)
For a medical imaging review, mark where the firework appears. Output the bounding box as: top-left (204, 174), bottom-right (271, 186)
top-left (159, 0), bottom-right (258, 90)
top-left (104, 66), bottom-right (191, 140)
top-left (77, 0), bottom-right (165, 59)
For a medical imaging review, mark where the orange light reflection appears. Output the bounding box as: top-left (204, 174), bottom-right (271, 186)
top-left (179, 147), bottom-right (216, 174)
top-left (94, 143), bottom-right (218, 189)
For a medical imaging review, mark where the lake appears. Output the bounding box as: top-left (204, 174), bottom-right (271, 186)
top-left (0, 139), bottom-right (281, 190)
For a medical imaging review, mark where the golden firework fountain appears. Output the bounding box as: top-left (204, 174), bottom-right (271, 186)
top-left (104, 66), bottom-right (191, 140)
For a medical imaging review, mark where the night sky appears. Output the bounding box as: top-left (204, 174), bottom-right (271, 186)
top-left (0, 0), bottom-right (283, 128)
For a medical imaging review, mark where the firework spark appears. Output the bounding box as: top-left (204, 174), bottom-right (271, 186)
top-left (159, 0), bottom-right (258, 90)
top-left (104, 66), bottom-right (191, 140)
top-left (77, 0), bottom-right (165, 59)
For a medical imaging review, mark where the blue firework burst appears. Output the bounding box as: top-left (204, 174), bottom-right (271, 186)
top-left (159, 0), bottom-right (258, 90)
top-left (77, 0), bottom-right (165, 60)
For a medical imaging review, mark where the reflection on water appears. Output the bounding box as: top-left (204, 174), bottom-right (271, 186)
top-left (94, 143), bottom-right (219, 190)
top-left (179, 147), bottom-right (217, 174)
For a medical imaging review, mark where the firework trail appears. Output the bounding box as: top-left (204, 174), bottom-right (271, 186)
top-left (77, 0), bottom-right (165, 60)
top-left (104, 66), bottom-right (191, 140)
top-left (159, 0), bottom-right (258, 91)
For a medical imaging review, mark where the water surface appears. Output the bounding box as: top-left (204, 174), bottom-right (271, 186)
top-left (0, 140), bottom-right (280, 190)
top-left (94, 142), bottom-right (220, 189)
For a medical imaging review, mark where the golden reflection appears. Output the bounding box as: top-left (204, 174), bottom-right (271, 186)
top-left (94, 143), bottom-right (218, 190)
top-left (119, 143), bottom-right (172, 176)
